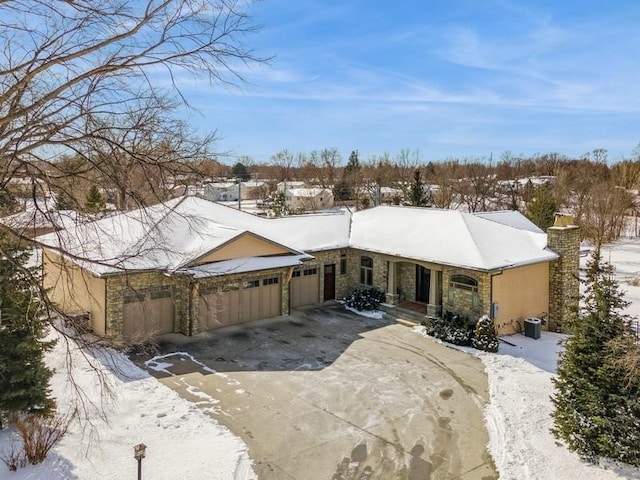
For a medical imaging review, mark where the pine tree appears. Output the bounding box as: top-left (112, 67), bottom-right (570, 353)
top-left (551, 249), bottom-right (640, 466)
top-left (230, 162), bottom-right (250, 181)
top-left (84, 184), bottom-right (106, 213)
top-left (525, 185), bottom-right (557, 230)
top-left (409, 169), bottom-right (426, 207)
top-left (471, 315), bottom-right (499, 352)
top-left (0, 233), bottom-right (55, 426)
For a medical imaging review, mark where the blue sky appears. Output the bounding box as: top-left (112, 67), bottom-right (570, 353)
top-left (178, 0), bottom-right (640, 164)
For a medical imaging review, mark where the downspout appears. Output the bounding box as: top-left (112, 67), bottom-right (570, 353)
top-left (104, 277), bottom-right (108, 335)
top-left (489, 270), bottom-right (504, 319)
top-left (285, 266), bottom-right (294, 315)
top-left (188, 278), bottom-right (196, 336)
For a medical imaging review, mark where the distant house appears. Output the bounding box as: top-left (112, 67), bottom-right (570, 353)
top-left (38, 196), bottom-right (578, 342)
top-left (0, 201), bottom-right (78, 243)
top-left (240, 181), bottom-right (268, 200)
top-left (277, 181), bottom-right (305, 192)
top-left (202, 182), bottom-right (239, 202)
top-left (286, 187), bottom-right (334, 211)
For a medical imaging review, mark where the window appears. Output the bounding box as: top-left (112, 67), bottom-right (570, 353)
top-left (263, 277), bottom-right (279, 286)
top-left (150, 286), bottom-right (172, 299)
top-left (360, 256), bottom-right (373, 286)
top-left (340, 254), bottom-right (347, 275)
top-left (222, 282), bottom-right (239, 292)
top-left (291, 269), bottom-right (301, 278)
top-left (244, 279), bottom-right (259, 289)
top-left (448, 275), bottom-right (479, 308)
top-left (124, 291), bottom-right (145, 304)
top-left (303, 267), bottom-right (317, 276)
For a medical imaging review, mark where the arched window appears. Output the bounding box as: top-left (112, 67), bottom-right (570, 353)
top-left (450, 275), bottom-right (478, 288)
top-left (360, 256), bottom-right (373, 286)
top-left (448, 275), bottom-right (479, 308)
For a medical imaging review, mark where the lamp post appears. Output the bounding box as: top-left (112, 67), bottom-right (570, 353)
top-left (133, 443), bottom-right (147, 480)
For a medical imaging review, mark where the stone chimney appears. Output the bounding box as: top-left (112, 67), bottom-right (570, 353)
top-left (547, 213), bottom-right (580, 332)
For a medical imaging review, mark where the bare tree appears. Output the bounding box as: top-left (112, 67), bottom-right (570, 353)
top-left (0, 0), bottom-right (265, 426)
top-left (582, 182), bottom-right (634, 248)
top-left (304, 148), bottom-right (341, 188)
top-left (270, 149), bottom-right (296, 182)
top-left (0, 0), bottom-right (262, 214)
top-left (453, 160), bottom-right (498, 212)
top-left (393, 148), bottom-right (420, 198)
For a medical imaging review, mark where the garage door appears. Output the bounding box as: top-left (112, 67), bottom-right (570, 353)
top-left (290, 266), bottom-right (319, 308)
top-left (199, 283), bottom-right (241, 330)
top-left (123, 286), bottom-right (174, 340)
top-left (199, 276), bottom-right (282, 331)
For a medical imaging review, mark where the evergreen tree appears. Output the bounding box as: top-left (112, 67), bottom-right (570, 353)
top-left (409, 169), bottom-right (426, 207)
top-left (84, 185), bottom-right (106, 213)
top-left (0, 234), bottom-right (55, 426)
top-left (54, 191), bottom-right (75, 211)
top-left (526, 185), bottom-right (557, 230)
top-left (231, 162), bottom-right (250, 181)
top-left (551, 249), bottom-right (640, 466)
top-left (471, 315), bottom-right (499, 352)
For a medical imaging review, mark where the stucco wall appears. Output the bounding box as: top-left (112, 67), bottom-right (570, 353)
top-left (195, 233), bottom-right (290, 264)
top-left (42, 249), bottom-right (107, 335)
top-left (491, 262), bottom-right (550, 335)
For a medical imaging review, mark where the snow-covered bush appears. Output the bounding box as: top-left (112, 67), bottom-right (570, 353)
top-left (471, 315), bottom-right (499, 352)
top-left (343, 288), bottom-right (385, 311)
top-left (424, 313), bottom-right (474, 346)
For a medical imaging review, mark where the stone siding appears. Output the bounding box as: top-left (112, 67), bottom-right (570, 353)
top-left (547, 225), bottom-right (580, 332)
top-left (442, 267), bottom-right (491, 322)
top-left (398, 262), bottom-right (416, 302)
top-left (347, 249), bottom-right (388, 294)
top-left (309, 249), bottom-right (351, 300)
top-left (105, 271), bottom-right (189, 342)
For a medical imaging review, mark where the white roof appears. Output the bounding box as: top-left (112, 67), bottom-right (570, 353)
top-left (349, 206), bottom-right (557, 271)
top-left (37, 197), bottom-right (557, 276)
top-left (37, 199), bottom-right (277, 275)
top-left (474, 211), bottom-right (543, 234)
top-left (178, 254), bottom-right (311, 279)
top-left (1, 208), bottom-right (78, 231)
top-left (286, 187), bottom-right (331, 197)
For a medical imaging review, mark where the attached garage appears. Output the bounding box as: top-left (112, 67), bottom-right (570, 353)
top-left (122, 286), bottom-right (175, 340)
top-left (290, 265), bottom-right (320, 308)
top-left (198, 275), bottom-right (282, 331)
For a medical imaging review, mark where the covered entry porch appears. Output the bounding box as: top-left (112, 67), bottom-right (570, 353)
top-left (385, 260), bottom-right (443, 317)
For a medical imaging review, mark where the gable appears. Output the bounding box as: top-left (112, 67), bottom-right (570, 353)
top-left (192, 232), bottom-right (293, 265)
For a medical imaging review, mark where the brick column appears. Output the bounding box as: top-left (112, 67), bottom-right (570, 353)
top-left (547, 215), bottom-right (580, 332)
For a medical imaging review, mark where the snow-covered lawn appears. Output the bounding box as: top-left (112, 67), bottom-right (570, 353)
top-left (0, 332), bottom-right (255, 480)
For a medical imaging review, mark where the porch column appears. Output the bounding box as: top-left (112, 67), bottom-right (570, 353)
top-left (386, 261), bottom-right (400, 305)
top-left (429, 268), bottom-right (438, 303)
top-left (427, 268), bottom-right (441, 316)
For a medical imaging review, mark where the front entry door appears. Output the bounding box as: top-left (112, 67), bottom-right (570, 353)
top-left (415, 266), bottom-right (430, 303)
top-left (324, 264), bottom-right (336, 301)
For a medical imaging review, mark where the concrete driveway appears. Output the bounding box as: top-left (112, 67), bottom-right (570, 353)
top-left (141, 304), bottom-right (497, 480)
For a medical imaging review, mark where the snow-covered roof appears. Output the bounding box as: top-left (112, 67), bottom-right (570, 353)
top-left (178, 254), bottom-right (312, 279)
top-left (474, 211), bottom-right (543, 234)
top-left (349, 206), bottom-right (558, 271)
top-left (286, 187), bottom-right (331, 197)
top-left (37, 197), bottom-right (307, 276)
top-left (37, 197), bottom-right (557, 276)
top-left (1, 207), bottom-right (78, 231)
